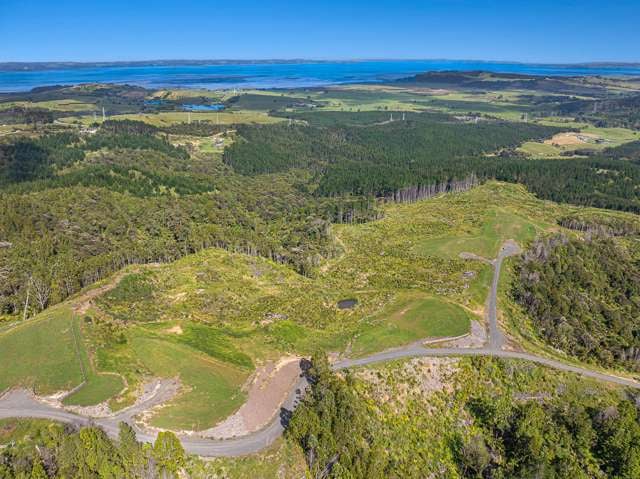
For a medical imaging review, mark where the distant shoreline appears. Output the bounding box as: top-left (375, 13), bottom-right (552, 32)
top-left (2, 58), bottom-right (640, 72)
top-left (2, 60), bottom-right (639, 93)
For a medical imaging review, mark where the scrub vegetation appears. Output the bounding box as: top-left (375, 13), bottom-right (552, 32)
top-left (288, 353), bottom-right (640, 478)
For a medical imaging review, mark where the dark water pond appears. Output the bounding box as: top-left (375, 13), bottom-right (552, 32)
top-left (337, 299), bottom-right (358, 309)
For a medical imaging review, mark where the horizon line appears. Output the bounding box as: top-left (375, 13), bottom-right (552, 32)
top-left (2, 58), bottom-right (640, 67)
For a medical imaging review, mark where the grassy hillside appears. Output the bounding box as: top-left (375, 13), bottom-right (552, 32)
top-left (4, 181), bottom-right (637, 431)
top-left (0, 306), bottom-right (83, 394)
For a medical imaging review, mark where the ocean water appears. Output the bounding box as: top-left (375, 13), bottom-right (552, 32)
top-left (1, 60), bottom-right (640, 93)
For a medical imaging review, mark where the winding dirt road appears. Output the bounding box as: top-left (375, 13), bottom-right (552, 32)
top-left (1, 240), bottom-right (639, 456)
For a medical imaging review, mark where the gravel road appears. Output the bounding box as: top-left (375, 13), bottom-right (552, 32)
top-left (1, 241), bottom-right (638, 456)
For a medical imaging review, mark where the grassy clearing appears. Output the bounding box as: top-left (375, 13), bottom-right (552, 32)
top-left (520, 120), bottom-right (640, 157)
top-left (143, 321), bottom-right (253, 368)
top-left (0, 305), bottom-right (123, 404)
top-left (130, 335), bottom-right (248, 430)
top-left (418, 94), bottom-right (527, 121)
top-left (0, 99), bottom-right (96, 112)
top-left (195, 137), bottom-right (225, 154)
top-left (351, 293), bottom-right (473, 357)
top-left (63, 373), bottom-right (124, 406)
top-left (59, 110), bottom-right (283, 127)
top-left (581, 125), bottom-right (640, 143)
top-left (0, 306), bottom-right (82, 395)
top-left (467, 264), bottom-right (493, 311)
top-left (518, 140), bottom-right (566, 157)
top-left (62, 317), bottom-right (125, 406)
top-left (302, 87), bottom-right (426, 113)
top-left (414, 208), bottom-right (540, 260)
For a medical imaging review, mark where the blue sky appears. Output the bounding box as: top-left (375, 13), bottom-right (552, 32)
top-left (1, 0), bottom-right (638, 63)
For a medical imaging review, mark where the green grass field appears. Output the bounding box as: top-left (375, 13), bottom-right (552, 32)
top-left (62, 317), bottom-right (125, 406)
top-left (467, 264), bottom-right (494, 310)
top-left (0, 305), bottom-right (125, 404)
top-left (0, 99), bottom-right (96, 112)
top-left (520, 120), bottom-right (640, 157)
top-left (59, 110), bottom-right (284, 127)
top-left (131, 335), bottom-right (248, 430)
top-left (415, 208), bottom-right (539, 260)
top-left (350, 293), bottom-right (473, 357)
top-left (517, 140), bottom-right (567, 157)
top-left (0, 306), bottom-right (82, 395)
top-left (63, 373), bottom-right (124, 406)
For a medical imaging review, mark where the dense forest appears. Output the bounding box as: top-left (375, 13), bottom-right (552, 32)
top-left (513, 234), bottom-right (640, 370)
top-left (288, 354), bottom-right (640, 478)
top-left (225, 113), bottom-right (640, 211)
top-left (286, 354), bottom-right (392, 478)
top-left (224, 114), bottom-right (564, 193)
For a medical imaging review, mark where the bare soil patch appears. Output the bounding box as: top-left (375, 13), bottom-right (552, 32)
top-left (195, 356), bottom-right (302, 439)
top-left (544, 132), bottom-right (599, 146)
top-left (448, 319), bottom-right (488, 348)
top-left (356, 357), bottom-right (460, 408)
top-left (165, 325), bottom-right (184, 335)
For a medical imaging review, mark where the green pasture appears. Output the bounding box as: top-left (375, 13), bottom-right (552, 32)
top-left (130, 335), bottom-right (248, 430)
top-left (350, 293), bottom-right (473, 357)
top-left (0, 306), bottom-right (82, 395)
top-left (415, 208), bottom-right (539, 260)
top-left (59, 110), bottom-right (283, 127)
top-left (62, 317), bottom-right (124, 407)
top-left (0, 99), bottom-right (96, 112)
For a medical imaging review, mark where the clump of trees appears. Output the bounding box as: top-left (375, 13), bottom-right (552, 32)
top-left (558, 213), bottom-right (640, 237)
top-left (286, 353), bottom-right (390, 478)
top-left (462, 393), bottom-right (640, 478)
top-left (99, 119), bottom-right (158, 136)
top-left (0, 422), bottom-right (185, 479)
top-left (84, 131), bottom-right (188, 160)
top-left (513, 234), bottom-right (640, 370)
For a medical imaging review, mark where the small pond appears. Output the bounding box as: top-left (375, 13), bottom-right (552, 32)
top-left (337, 299), bottom-right (358, 310)
top-left (182, 103), bottom-right (225, 111)
top-left (144, 99), bottom-right (165, 106)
